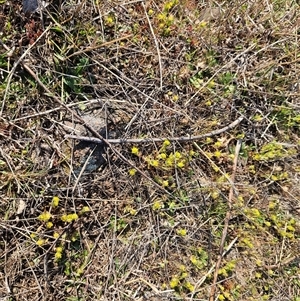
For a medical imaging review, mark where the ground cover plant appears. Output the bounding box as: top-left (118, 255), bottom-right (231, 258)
top-left (0, 0), bottom-right (300, 300)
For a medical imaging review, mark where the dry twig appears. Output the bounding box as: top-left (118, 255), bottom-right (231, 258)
top-left (65, 116), bottom-right (244, 144)
top-left (208, 139), bottom-right (242, 301)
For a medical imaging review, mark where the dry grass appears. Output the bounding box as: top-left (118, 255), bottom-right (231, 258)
top-left (1, 0), bottom-right (300, 300)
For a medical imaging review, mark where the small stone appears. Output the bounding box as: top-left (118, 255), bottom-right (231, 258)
top-left (23, 0), bottom-right (39, 14)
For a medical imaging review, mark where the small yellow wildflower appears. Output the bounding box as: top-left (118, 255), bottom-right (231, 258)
top-left (163, 139), bottom-right (170, 147)
top-left (251, 208), bottom-right (261, 218)
top-left (162, 180), bottom-right (169, 187)
top-left (131, 146), bottom-right (139, 155)
top-left (157, 12), bottom-right (166, 21)
top-left (287, 225), bottom-right (295, 232)
top-left (189, 150), bottom-right (195, 156)
top-left (52, 196), bottom-right (59, 207)
top-left (46, 221), bottom-right (53, 229)
top-left (177, 161), bottom-right (185, 168)
top-left (69, 213), bottom-right (78, 222)
top-left (214, 150), bottom-right (222, 158)
top-left (255, 272), bottom-right (262, 279)
top-left (30, 233), bottom-right (37, 239)
top-left (55, 246), bottom-right (63, 253)
top-left (169, 276), bottom-right (179, 289)
top-left (38, 211), bottom-right (52, 222)
top-left (61, 214), bottom-right (68, 222)
top-left (172, 94), bottom-right (179, 101)
top-left (190, 255), bottom-right (198, 265)
top-left (158, 153), bottom-right (167, 159)
top-left (181, 272), bottom-right (188, 279)
top-left (289, 218), bottom-right (296, 225)
top-left (269, 201), bottom-right (277, 210)
top-left (53, 232), bottom-right (60, 239)
top-left (104, 15), bottom-right (115, 27)
top-left (218, 294), bottom-right (225, 301)
top-left (211, 191), bottom-right (219, 199)
top-left (150, 160), bottom-right (159, 167)
top-left (36, 239), bottom-right (45, 246)
top-left (168, 14), bottom-right (174, 23)
top-left (176, 228), bottom-right (187, 236)
top-left (152, 200), bottom-right (163, 210)
top-left (199, 20), bottom-right (207, 28)
top-left (184, 281), bottom-right (194, 292)
top-left (61, 213), bottom-right (78, 223)
top-left (54, 251), bottom-right (62, 260)
top-left (75, 268), bottom-right (84, 276)
top-left (264, 221), bottom-right (271, 227)
top-left (80, 206), bottom-right (90, 214)
top-left (228, 153), bottom-right (235, 160)
top-left (148, 9), bottom-right (154, 16)
top-left (174, 151), bottom-right (181, 159)
top-left (165, 158), bottom-right (173, 166)
top-left (129, 168), bottom-right (137, 176)
top-left (214, 140), bottom-right (223, 148)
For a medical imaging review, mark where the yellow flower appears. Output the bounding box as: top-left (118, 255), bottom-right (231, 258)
top-left (190, 255), bottom-right (198, 265)
top-left (150, 160), bottom-right (159, 167)
top-left (104, 15), bottom-right (115, 27)
top-left (152, 200), bottom-right (163, 210)
top-left (184, 281), bottom-right (194, 292)
top-left (214, 150), bottom-right (222, 158)
top-left (165, 158), bottom-right (173, 166)
top-left (52, 196), bottom-right (59, 207)
top-left (211, 191), bottom-right (219, 199)
top-left (264, 221), bottom-right (271, 227)
top-left (172, 94), bottom-right (179, 101)
top-left (158, 153), bottom-right (167, 159)
top-left (46, 221), bottom-right (53, 228)
top-left (61, 214), bottom-right (68, 222)
top-left (69, 213), bottom-right (78, 222)
top-left (177, 161), bottom-right (185, 168)
top-left (218, 294), bottom-right (225, 301)
top-left (163, 140), bottom-right (170, 147)
top-left (214, 141), bottom-right (223, 148)
top-left (53, 232), bottom-right (60, 239)
top-left (61, 213), bottom-right (78, 223)
top-left (36, 239), bottom-right (45, 246)
top-left (129, 168), bottom-right (137, 176)
top-left (148, 9), bottom-right (154, 16)
top-left (162, 180), bottom-right (169, 187)
top-left (55, 251), bottom-right (62, 260)
top-left (251, 208), bottom-right (261, 217)
top-left (131, 146), bottom-right (139, 155)
top-left (38, 211), bottom-right (52, 222)
top-left (55, 246), bottom-right (63, 253)
top-left (174, 151), bottom-right (181, 159)
top-left (189, 150), bottom-right (196, 156)
top-left (177, 228), bottom-right (187, 236)
top-left (80, 206), bottom-right (90, 214)
top-left (169, 276), bottom-right (179, 289)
